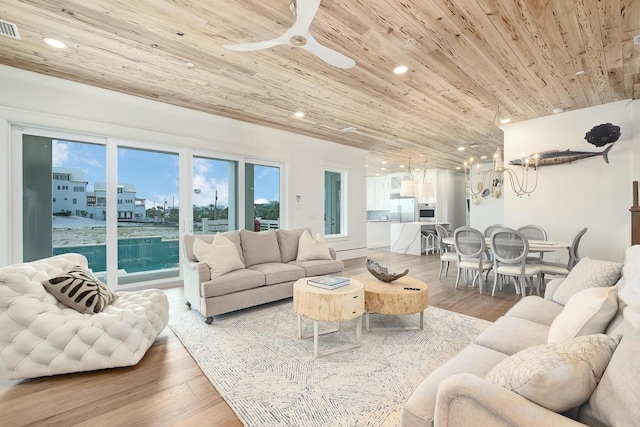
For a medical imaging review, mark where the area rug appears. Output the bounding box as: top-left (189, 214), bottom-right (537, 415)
top-left (169, 301), bottom-right (491, 426)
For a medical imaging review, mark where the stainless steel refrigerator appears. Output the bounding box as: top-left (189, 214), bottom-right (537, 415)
top-left (389, 196), bottom-right (416, 223)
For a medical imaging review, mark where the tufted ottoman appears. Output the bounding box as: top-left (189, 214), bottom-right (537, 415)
top-left (0, 253), bottom-right (169, 380)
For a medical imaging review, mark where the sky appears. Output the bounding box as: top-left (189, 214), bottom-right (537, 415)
top-left (52, 140), bottom-right (280, 209)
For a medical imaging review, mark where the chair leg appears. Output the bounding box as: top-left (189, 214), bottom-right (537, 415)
top-left (455, 267), bottom-right (462, 289)
top-left (492, 272), bottom-right (499, 296)
top-left (438, 261), bottom-right (444, 279)
top-left (478, 270), bottom-right (484, 295)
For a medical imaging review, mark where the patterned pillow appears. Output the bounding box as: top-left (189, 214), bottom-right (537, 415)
top-left (552, 257), bottom-right (623, 305)
top-left (486, 334), bottom-right (620, 413)
top-left (43, 265), bottom-right (118, 314)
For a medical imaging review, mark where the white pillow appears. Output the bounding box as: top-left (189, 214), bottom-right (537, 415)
top-left (552, 257), bottom-right (623, 305)
top-left (486, 334), bottom-right (620, 413)
top-left (193, 233), bottom-right (245, 279)
top-left (548, 286), bottom-right (618, 343)
top-left (296, 230), bottom-right (332, 261)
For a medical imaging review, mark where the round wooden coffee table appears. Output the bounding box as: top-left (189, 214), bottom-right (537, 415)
top-left (293, 277), bottom-right (364, 357)
top-left (352, 274), bottom-right (429, 332)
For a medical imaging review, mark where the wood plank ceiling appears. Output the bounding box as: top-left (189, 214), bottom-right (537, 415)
top-left (0, 0), bottom-right (638, 176)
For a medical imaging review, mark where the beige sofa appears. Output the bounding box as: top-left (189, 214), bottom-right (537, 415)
top-left (182, 228), bottom-right (344, 323)
top-left (400, 249), bottom-right (640, 427)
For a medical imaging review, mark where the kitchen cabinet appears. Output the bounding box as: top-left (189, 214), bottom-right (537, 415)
top-left (366, 177), bottom-right (390, 210)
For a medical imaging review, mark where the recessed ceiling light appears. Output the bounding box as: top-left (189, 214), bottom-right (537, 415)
top-left (393, 65), bottom-right (408, 75)
top-left (341, 126), bottom-right (357, 133)
top-left (457, 147), bottom-right (466, 151)
top-left (469, 144), bottom-right (479, 148)
top-left (381, 167), bottom-right (386, 171)
top-left (381, 161), bottom-right (387, 164)
top-left (455, 166), bottom-right (461, 170)
top-left (480, 155), bottom-right (488, 159)
top-left (575, 70), bottom-right (585, 76)
top-left (43, 37), bottom-right (67, 49)
top-left (294, 112), bottom-right (305, 118)
top-left (185, 62), bottom-right (195, 68)
top-left (399, 164), bottom-right (405, 168)
top-left (500, 118), bottom-right (511, 124)
top-left (552, 107), bottom-right (565, 114)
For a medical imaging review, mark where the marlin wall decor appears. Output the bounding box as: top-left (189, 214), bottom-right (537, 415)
top-left (509, 123), bottom-right (621, 168)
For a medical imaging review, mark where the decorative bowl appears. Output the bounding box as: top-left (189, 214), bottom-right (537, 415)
top-left (366, 258), bottom-right (408, 282)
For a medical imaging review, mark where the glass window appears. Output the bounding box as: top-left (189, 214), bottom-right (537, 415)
top-left (193, 156), bottom-right (238, 234)
top-left (22, 136), bottom-right (107, 276)
top-left (245, 163), bottom-right (280, 231)
top-left (324, 170), bottom-right (344, 235)
top-left (117, 147), bottom-right (180, 284)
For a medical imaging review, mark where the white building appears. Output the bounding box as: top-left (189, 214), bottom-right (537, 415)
top-left (52, 168), bottom-right (146, 221)
top-left (52, 168), bottom-right (88, 216)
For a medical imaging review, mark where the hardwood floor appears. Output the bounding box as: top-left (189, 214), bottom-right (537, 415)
top-left (0, 251), bottom-right (520, 426)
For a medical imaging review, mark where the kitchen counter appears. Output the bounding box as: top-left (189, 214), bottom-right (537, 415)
top-left (390, 222), bottom-right (451, 255)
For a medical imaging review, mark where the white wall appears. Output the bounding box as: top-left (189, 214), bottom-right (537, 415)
top-left (0, 65), bottom-right (367, 265)
top-left (501, 100), bottom-right (638, 262)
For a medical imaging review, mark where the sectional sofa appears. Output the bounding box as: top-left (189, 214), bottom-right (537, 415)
top-left (182, 228), bottom-right (344, 323)
top-left (401, 249), bottom-right (640, 426)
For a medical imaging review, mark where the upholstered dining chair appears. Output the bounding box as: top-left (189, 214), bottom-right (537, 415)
top-left (517, 224), bottom-right (548, 263)
top-left (538, 228), bottom-right (588, 279)
top-left (490, 228), bottom-right (543, 297)
top-left (436, 224), bottom-right (457, 279)
top-left (454, 227), bottom-right (493, 294)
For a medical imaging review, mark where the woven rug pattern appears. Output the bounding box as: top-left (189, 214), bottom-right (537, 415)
top-left (169, 300), bottom-right (491, 426)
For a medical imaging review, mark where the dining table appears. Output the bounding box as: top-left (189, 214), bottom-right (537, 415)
top-left (441, 237), bottom-right (570, 254)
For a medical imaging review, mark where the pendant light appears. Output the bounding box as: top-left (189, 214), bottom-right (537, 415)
top-left (418, 161), bottom-right (434, 198)
top-left (400, 157), bottom-right (415, 196)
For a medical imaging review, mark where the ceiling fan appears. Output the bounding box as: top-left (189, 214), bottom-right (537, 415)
top-left (223, 0), bottom-right (356, 69)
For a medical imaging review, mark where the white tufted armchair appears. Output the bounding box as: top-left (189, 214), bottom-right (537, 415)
top-left (0, 253), bottom-right (169, 380)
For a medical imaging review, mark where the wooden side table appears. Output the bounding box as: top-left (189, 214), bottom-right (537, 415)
top-left (352, 274), bottom-right (429, 332)
top-left (293, 277), bottom-right (364, 357)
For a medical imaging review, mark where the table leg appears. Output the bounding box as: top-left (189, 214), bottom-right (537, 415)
top-left (419, 310), bottom-right (424, 330)
top-left (366, 311), bottom-right (370, 332)
top-left (298, 315), bottom-right (302, 339)
top-left (313, 320), bottom-right (319, 358)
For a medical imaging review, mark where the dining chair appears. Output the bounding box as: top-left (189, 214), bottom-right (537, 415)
top-left (454, 227), bottom-right (493, 294)
top-left (517, 224), bottom-right (548, 263)
top-left (538, 228), bottom-right (588, 278)
top-left (436, 224), bottom-right (457, 279)
top-left (484, 224), bottom-right (505, 238)
top-left (490, 228), bottom-right (543, 297)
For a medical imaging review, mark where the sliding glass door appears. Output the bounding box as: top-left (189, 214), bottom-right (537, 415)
top-left (193, 156), bottom-right (238, 234)
top-left (245, 162), bottom-right (281, 231)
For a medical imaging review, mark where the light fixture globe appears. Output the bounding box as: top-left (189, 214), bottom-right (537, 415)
top-left (399, 157), bottom-right (415, 197)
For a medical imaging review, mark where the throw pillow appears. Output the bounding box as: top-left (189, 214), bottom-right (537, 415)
top-left (486, 334), bottom-right (620, 413)
top-left (552, 257), bottom-right (623, 305)
top-left (548, 286), bottom-right (618, 343)
top-left (43, 265), bottom-right (118, 314)
top-left (277, 228), bottom-right (309, 263)
top-left (193, 233), bottom-right (245, 278)
top-left (296, 230), bottom-right (332, 261)
top-left (240, 230), bottom-right (282, 267)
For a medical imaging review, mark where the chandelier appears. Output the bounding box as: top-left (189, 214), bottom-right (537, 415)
top-left (464, 147), bottom-right (539, 198)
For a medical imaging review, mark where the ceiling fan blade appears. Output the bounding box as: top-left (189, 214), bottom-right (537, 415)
top-left (291, 0), bottom-right (322, 35)
top-left (303, 33), bottom-right (355, 69)
top-left (223, 38), bottom-right (285, 51)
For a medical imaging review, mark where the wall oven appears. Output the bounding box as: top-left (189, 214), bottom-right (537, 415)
top-left (418, 204), bottom-right (436, 222)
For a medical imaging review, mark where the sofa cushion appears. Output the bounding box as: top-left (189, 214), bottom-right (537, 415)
top-left (201, 268), bottom-right (265, 298)
top-left (276, 228), bottom-right (309, 263)
top-left (184, 231), bottom-right (243, 264)
top-left (240, 230), bottom-right (282, 267)
top-left (487, 333), bottom-right (619, 413)
top-left (578, 331), bottom-right (640, 426)
top-left (504, 295), bottom-right (564, 326)
top-left (473, 316), bottom-right (549, 356)
top-left (247, 263), bottom-right (305, 285)
top-left (193, 233), bottom-right (245, 279)
top-left (548, 286), bottom-right (618, 343)
top-left (296, 230), bottom-right (332, 261)
top-left (552, 257), bottom-right (623, 305)
top-left (289, 259), bottom-right (344, 276)
top-left (42, 265), bottom-right (118, 314)
top-left (400, 343), bottom-right (508, 427)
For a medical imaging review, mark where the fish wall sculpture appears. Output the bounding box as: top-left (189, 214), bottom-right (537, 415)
top-left (509, 144), bottom-right (613, 167)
